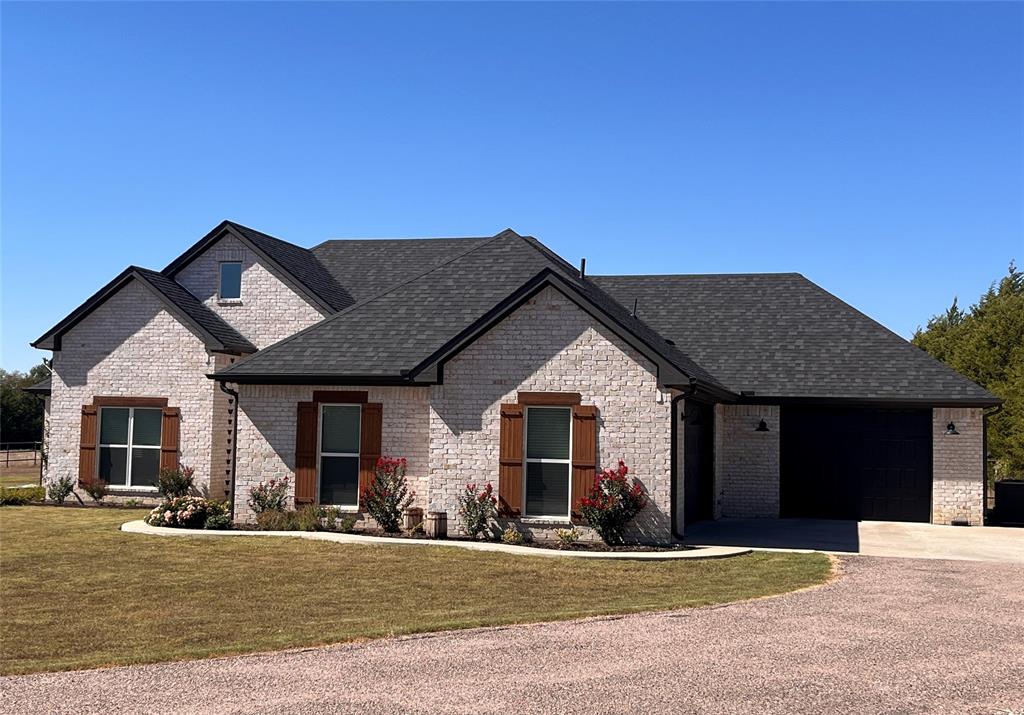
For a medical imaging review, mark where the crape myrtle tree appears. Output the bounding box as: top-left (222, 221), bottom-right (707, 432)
top-left (913, 262), bottom-right (1024, 481)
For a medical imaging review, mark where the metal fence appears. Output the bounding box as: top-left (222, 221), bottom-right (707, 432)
top-left (1, 441), bottom-right (42, 467)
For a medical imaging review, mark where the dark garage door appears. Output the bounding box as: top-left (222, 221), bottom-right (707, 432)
top-left (781, 407), bottom-right (932, 522)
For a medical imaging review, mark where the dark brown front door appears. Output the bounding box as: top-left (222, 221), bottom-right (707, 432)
top-left (781, 407), bottom-right (932, 522)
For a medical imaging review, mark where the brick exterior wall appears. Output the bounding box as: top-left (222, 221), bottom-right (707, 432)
top-left (233, 385), bottom-right (430, 523)
top-left (44, 280), bottom-right (223, 503)
top-left (175, 234), bottom-right (325, 349)
top-left (714, 404), bottom-right (780, 518)
top-left (932, 407), bottom-right (984, 525)
top-left (428, 287), bottom-right (672, 543)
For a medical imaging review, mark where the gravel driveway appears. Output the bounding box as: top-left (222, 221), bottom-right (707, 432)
top-left (4, 556), bottom-right (1022, 715)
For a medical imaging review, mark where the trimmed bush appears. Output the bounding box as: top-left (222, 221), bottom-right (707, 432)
top-left (0, 486), bottom-right (45, 506)
top-left (145, 496), bottom-right (230, 530)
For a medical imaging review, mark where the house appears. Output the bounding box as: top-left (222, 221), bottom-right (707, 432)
top-left (30, 221), bottom-right (1000, 542)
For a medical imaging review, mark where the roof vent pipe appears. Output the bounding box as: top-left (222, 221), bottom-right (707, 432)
top-left (632, 298), bottom-right (638, 317)
top-left (579, 258), bottom-right (586, 279)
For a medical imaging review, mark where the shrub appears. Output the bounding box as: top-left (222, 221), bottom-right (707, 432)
top-left (321, 507), bottom-right (358, 533)
top-left (362, 457), bottom-right (414, 533)
top-left (0, 486), bottom-right (46, 506)
top-left (579, 460), bottom-right (647, 545)
top-left (501, 524), bottom-right (524, 545)
top-left (296, 504), bottom-right (328, 532)
top-left (47, 476), bottom-right (74, 505)
top-left (157, 464), bottom-right (195, 499)
top-left (84, 480), bottom-right (108, 503)
top-left (457, 482), bottom-right (497, 540)
top-left (554, 526), bottom-right (580, 549)
top-left (145, 496), bottom-right (230, 529)
top-left (248, 476), bottom-right (290, 514)
top-left (255, 509), bottom-right (299, 531)
top-left (123, 498), bottom-right (142, 508)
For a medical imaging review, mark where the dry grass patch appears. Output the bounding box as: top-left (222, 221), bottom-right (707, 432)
top-left (0, 507), bottom-right (831, 675)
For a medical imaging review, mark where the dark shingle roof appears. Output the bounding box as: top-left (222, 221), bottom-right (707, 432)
top-left (215, 231), bottom-right (728, 393)
top-left (134, 269), bottom-right (257, 353)
top-left (593, 273), bottom-right (998, 403)
top-left (312, 237), bottom-right (491, 304)
top-left (228, 223), bottom-right (354, 311)
top-left (23, 377), bottom-right (51, 395)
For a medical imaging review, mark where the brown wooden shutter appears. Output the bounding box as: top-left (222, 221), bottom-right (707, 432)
top-left (78, 405), bottom-right (98, 489)
top-left (294, 401), bottom-right (318, 505)
top-left (498, 403), bottom-right (524, 516)
top-left (359, 402), bottom-right (383, 509)
top-left (159, 407), bottom-right (181, 471)
top-left (571, 404), bottom-right (599, 519)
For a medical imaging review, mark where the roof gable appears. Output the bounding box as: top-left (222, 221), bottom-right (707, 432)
top-left (163, 221), bottom-right (353, 313)
top-left (212, 231), bottom-right (731, 395)
top-left (32, 267), bottom-right (256, 354)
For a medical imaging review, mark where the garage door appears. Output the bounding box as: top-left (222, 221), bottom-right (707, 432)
top-left (780, 407), bottom-right (932, 522)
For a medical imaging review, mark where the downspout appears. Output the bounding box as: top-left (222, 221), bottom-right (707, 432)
top-left (218, 381), bottom-right (240, 521)
top-left (670, 377), bottom-right (698, 541)
top-left (982, 403), bottom-right (1003, 526)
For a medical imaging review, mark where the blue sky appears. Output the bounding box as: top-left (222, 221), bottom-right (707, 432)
top-left (2, 1), bottom-right (1021, 372)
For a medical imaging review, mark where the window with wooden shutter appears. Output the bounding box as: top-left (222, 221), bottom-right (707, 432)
top-left (294, 401), bottom-right (318, 505)
top-left (359, 403), bottom-right (383, 509)
top-left (571, 405), bottom-right (599, 520)
top-left (498, 404), bottom-right (524, 516)
top-left (78, 405), bottom-right (98, 489)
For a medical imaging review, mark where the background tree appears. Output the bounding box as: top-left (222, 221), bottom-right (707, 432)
top-left (0, 364), bottom-right (50, 444)
top-left (913, 262), bottom-right (1023, 480)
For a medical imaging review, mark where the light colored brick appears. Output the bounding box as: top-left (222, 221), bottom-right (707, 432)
top-left (714, 404), bottom-right (780, 518)
top-left (175, 235), bottom-right (324, 349)
top-left (932, 407), bottom-right (984, 525)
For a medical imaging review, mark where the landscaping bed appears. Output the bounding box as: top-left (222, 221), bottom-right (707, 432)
top-left (0, 506), bottom-right (833, 675)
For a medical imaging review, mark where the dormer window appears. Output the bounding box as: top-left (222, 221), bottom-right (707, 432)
top-left (219, 262), bottom-right (242, 300)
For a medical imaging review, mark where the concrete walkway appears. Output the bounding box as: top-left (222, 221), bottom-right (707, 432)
top-left (683, 518), bottom-right (1024, 563)
top-left (3, 556), bottom-right (1021, 714)
top-left (122, 520), bottom-right (750, 560)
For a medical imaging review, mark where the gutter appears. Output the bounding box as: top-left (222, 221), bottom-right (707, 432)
top-left (670, 378), bottom-right (699, 541)
top-left (218, 381), bottom-right (240, 521)
top-left (983, 403), bottom-right (1003, 526)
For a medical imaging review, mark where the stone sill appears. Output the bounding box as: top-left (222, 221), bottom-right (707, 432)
top-left (217, 299), bottom-right (243, 306)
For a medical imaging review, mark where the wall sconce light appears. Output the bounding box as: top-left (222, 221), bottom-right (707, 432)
top-left (945, 422), bottom-right (959, 435)
top-left (755, 418), bottom-right (769, 432)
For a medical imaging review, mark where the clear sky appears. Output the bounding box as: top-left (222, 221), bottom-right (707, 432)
top-left (2, 1), bottom-right (1021, 372)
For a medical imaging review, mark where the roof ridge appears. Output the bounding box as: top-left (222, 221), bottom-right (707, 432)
top-left (593, 272), bottom-right (804, 278)
top-left (215, 230), bottom-right (511, 374)
top-left (311, 236), bottom-right (492, 249)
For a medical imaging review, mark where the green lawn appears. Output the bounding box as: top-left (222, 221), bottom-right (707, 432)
top-left (0, 507), bottom-right (831, 675)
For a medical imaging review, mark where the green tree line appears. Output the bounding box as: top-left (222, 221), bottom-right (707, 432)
top-left (913, 262), bottom-right (1023, 479)
top-left (0, 364), bottom-right (50, 444)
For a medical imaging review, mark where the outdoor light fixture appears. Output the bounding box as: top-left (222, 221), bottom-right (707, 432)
top-left (755, 418), bottom-right (769, 432)
top-left (946, 422), bottom-right (959, 435)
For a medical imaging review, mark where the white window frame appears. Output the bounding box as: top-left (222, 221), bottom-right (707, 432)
top-left (218, 261), bottom-right (243, 301)
top-left (522, 406), bottom-right (573, 520)
top-left (97, 406), bottom-right (162, 491)
top-left (316, 403), bottom-right (361, 510)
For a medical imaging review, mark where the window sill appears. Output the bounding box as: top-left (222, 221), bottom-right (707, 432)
top-left (106, 488), bottom-right (160, 497)
top-left (518, 516), bottom-right (572, 526)
top-left (217, 299), bottom-right (243, 306)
